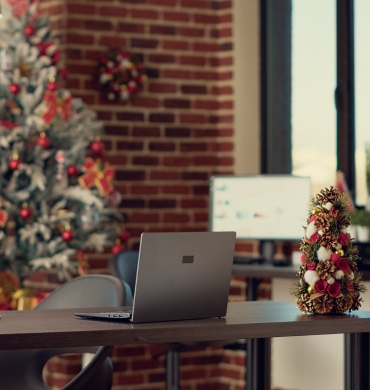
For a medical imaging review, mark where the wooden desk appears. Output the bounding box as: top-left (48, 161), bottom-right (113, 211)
top-left (1, 301), bottom-right (370, 390)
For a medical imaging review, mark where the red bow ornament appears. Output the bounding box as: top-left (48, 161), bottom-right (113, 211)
top-left (41, 90), bottom-right (72, 125)
top-left (7, 0), bottom-right (29, 18)
top-left (37, 41), bottom-right (60, 65)
top-left (0, 120), bottom-right (18, 129)
top-left (78, 158), bottom-right (115, 196)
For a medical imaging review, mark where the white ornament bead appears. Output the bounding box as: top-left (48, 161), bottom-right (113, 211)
top-left (334, 270), bottom-right (344, 279)
top-left (120, 90), bottom-right (129, 100)
top-left (324, 202), bottom-right (333, 211)
top-left (304, 270), bottom-right (320, 285)
top-left (317, 246), bottom-right (332, 261)
top-left (327, 277), bottom-right (335, 285)
top-left (306, 221), bottom-right (317, 239)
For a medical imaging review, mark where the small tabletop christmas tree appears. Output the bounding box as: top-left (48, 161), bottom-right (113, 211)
top-left (0, 0), bottom-right (125, 281)
top-left (293, 186), bottom-right (366, 314)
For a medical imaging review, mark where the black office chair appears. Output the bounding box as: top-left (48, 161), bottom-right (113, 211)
top-left (109, 251), bottom-right (237, 390)
top-left (0, 274), bottom-right (129, 390)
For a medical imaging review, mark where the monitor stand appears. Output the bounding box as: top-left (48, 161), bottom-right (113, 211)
top-left (260, 240), bottom-right (274, 263)
top-left (260, 240), bottom-right (290, 266)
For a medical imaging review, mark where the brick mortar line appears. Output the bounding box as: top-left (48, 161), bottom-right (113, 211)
top-left (65, 6), bottom-right (232, 16)
top-left (63, 52), bottom-right (234, 59)
top-left (65, 45), bottom-right (232, 52)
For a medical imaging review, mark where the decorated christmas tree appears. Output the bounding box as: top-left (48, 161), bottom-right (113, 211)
top-left (293, 186), bottom-right (366, 314)
top-left (0, 0), bottom-right (125, 281)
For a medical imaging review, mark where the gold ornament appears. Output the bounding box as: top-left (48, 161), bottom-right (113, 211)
top-left (17, 63), bottom-right (31, 77)
top-left (10, 288), bottom-right (38, 310)
top-left (307, 285), bottom-right (315, 295)
top-left (0, 271), bottom-right (19, 306)
top-left (336, 249), bottom-right (345, 257)
top-left (312, 207), bottom-right (321, 215)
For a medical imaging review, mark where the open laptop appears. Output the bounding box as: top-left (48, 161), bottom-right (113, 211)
top-left (75, 231), bottom-right (236, 323)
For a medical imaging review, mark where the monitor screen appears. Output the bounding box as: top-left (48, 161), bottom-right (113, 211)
top-left (209, 175), bottom-right (311, 241)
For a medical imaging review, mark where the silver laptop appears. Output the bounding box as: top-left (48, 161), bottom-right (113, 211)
top-left (75, 231), bottom-right (236, 323)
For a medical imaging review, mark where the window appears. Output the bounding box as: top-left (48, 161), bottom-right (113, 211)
top-left (291, 0), bottom-right (337, 195)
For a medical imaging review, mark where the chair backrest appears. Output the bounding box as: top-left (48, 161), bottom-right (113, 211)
top-left (35, 274), bottom-right (125, 310)
top-left (0, 274), bottom-right (128, 390)
top-left (109, 251), bottom-right (139, 295)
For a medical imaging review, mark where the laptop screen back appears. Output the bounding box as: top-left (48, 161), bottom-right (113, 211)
top-left (131, 231), bottom-right (236, 323)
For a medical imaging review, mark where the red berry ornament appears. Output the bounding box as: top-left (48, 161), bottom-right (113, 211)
top-left (58, 68), bottom-right (68, 79)
top-left (90, 139), bottom-right (105, 156)
top-left (9, 83), bottom-right (20, 95)
top-left (9, 158), bottom-right (21, 171)
top-left (112, 242), bottom-right (125, 254)
top-left (24, 25), bottom-right (36, 36)
top-left (67, 164), bottom-right (79, 177)
top-left (37, 132), bottom-right (51, 149)
top-left (19, 205), bottom-right (32, 220)
top-left (46, 81), bottom-right (58, 91)
top-left (62, 229), bottom-right (75, 242)
top-left (119, 230), bottom-right (131, 243)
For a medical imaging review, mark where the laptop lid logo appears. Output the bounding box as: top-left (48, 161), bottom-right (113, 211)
top-left (182, 255), bottom-right (194, 264)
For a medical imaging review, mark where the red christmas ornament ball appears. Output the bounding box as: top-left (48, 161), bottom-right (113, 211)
top-left (111, 243), bottom-right (125, 254)
top-left (37, 134), bottom-right (51, 149)
top-left (19, 206), bottom-right (32, 220)
top-left (119, 230), bottom-right (131, 243)
top-left (9, 83), bottom-right (20, 95)
top-left (46, 81), bottom-right (58, 91)
top-left (62, 230), bottom-right (75, 242)
top-left (58, 68), bottom-right (68, 79)
top-left (67, 164), bottom-right (79, 177)
top-left (9, 158), bottom-right (21, 171)
top-left (90, 140), bottom-right (105, 156)
top-left (24, 25), bottom-right (36, 36)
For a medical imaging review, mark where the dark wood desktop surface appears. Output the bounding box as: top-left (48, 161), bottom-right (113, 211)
top-left (1, 301), bottom-right (370, 351)
top-left (1, 301), bottom-right (369, 390)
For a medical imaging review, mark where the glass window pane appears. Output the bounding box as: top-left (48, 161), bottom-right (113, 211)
top-left (291, 0), bottom-right (336, 196)
top-left (355, 0), bottom-right (370, 206)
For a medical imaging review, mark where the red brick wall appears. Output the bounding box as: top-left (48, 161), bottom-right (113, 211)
top-left (61, 0), bottom-right (234, 261)
top-left (37, 1), bottom-right (250, 389)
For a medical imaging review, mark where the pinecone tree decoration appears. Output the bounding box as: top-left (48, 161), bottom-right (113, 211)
top-left (293, 186), bottom-right (366, 314)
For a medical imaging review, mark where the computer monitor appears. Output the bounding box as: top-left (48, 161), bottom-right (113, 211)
top-left (209, 175), bottom-right (311, 261)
